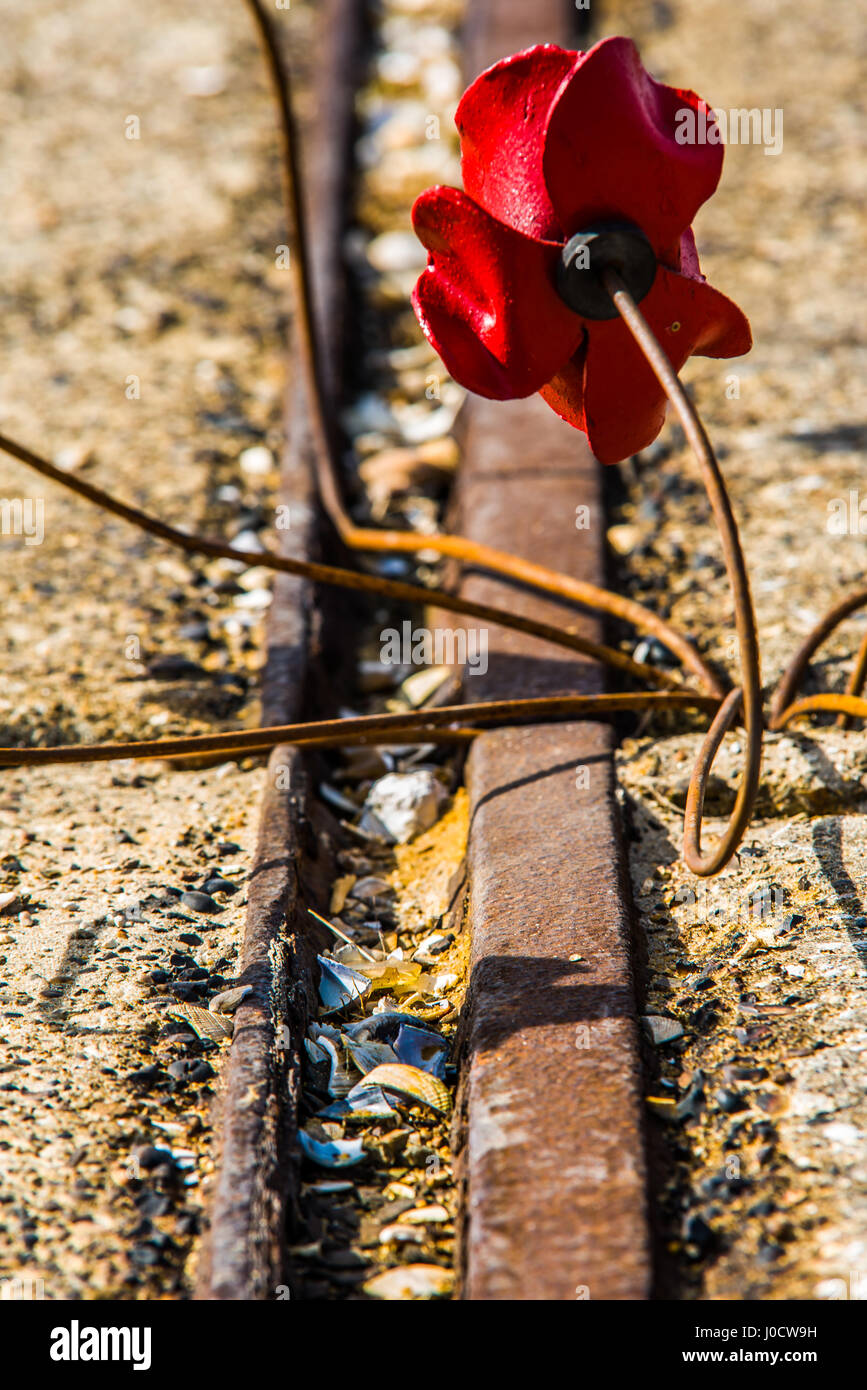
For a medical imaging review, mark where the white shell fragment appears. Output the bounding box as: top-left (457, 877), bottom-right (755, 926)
top-left (362, 1264), bottom-right (454, 1300)
top-left (400, 1204), bottom-right (449, 1225)
top-left (379, 1224), bottom-right (425, 1245)
top-left (412, 932), bottom-right (452, 965)
top-left (298, 1131), bottom-right (366, 1169)
top-left (317, 1086), bottom-right (400, 1121)
top-left (362, 771), bottom-right (447, 843)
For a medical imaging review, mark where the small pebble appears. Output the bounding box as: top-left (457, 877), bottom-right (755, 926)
top-left (239, 445), bottom-right (275, 476)
top-left (413, 932), bottom-right (452, 965)
top-left (683, 1213), bottom-right (716, 1255)
top-left (179, 65), bottom-right (227, 97)
top-left (167, 1059), bottom-right (214, 1084)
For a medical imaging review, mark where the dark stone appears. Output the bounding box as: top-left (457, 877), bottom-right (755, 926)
top-left (201, 877), bottom-right (239, 896)
top-left (129, 1243), bottom-right (161, 1268)
top-left (168, 982), bottom-right (204, 1002)
top-left (714, 1088), bottom-right (747, 1114)
top-left (683, 1214), bottom-right (716, 1255)
top-left (145, 654), bottom-right (210, 681)
top-left (125, 1066), bottom-right (168, 1091)
top-left (132, 1145), bottom-right (173, 1171)
top-left (179, 891), bottom-right (220, 915)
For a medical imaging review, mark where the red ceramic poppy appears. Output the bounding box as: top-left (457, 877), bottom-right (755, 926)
top-left (411, 37), bottom-right (751, 464)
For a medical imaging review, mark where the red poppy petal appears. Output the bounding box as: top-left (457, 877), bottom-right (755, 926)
top-left (412, 186), bottom-right (585, 400)
top-left (677, 226), bottom-right (703, 279)
top-left (538, 344), bottom-right (588, 432)
top-left (580, 266), bottom-right (751, 463)
top-left (542, 36), bottom-right (724, 262)
top-left (456, 45), bottom-right (579, 240)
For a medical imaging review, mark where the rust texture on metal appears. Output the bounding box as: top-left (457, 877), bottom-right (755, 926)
top-left (194, 0), bottom-right (362, 1300)
top-left (452, 0), bottom-right (652, 1301)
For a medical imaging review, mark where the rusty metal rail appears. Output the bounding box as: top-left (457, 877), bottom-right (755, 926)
top-left (443, 0), bottom-right (651, 1303)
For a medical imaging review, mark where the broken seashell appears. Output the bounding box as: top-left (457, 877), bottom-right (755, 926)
top-left (355, 1063), bottom-right (451, 1115)
top-left (393, 1023), bottom-right (448, 1079)
top-left (404, 999), bottom-right (453, 1023)
top-left (641, 1015), bottom-right (684, 1046)
top-left (399, 665), bottom-right (454, 708)
top-left (315, 1033), bottom-right (356, 1097)
top-left (428, 971), bottom-right (458, 994)
top-left (209, 985), bottom-right (253, 1015)
top-left (412, 932), bottom-right (453, 965)
top-left (166, 1004), bottom-right (232, 1043)
top-left (316, 955), bottom-right (372, 1012)
top-left (347, 1039), bottom-right (399, 1074)
top-left (316, 1085), bottom-right (400, 1121)
top-left (344, 1010), bottom-right (441, 1045)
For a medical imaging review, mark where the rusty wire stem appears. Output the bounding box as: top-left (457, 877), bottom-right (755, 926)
top-left (0, 691), bottom-right (718, 768)
top-left (604, 270), bottom-right (763, 876)
top-left (0, 431), bottom-right (676, 690)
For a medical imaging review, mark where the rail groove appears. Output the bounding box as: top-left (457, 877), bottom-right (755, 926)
top-left (197, 0), bottom-right (652, 1301)
top-left (194, 0), bottom-right (363, 1300)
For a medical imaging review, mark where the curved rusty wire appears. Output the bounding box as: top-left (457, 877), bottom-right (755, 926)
top-left (603, 270), bottom-right (763, 876)
top-left (769, 585), bottom-right (867, 730)
top-left (839, 629), bottom-right (867, 727)
top-left (242, 0), bottom-right (725, 700)
top-left (774, 693), bottom-right (867, 729)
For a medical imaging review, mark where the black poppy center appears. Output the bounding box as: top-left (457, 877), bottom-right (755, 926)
top-left (556, 222), bottom-right (657, 320)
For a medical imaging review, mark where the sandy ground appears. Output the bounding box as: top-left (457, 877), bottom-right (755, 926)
top-left (0, 0), bottom-right (309, 1298)
top-left (1, 0), bottom-right (865, 1305)
top-left (607, 0), bottom-right (867, 1299)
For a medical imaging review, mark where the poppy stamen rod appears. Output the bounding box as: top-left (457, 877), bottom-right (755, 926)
top-left (603, 268), bottom-right (764, 876)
